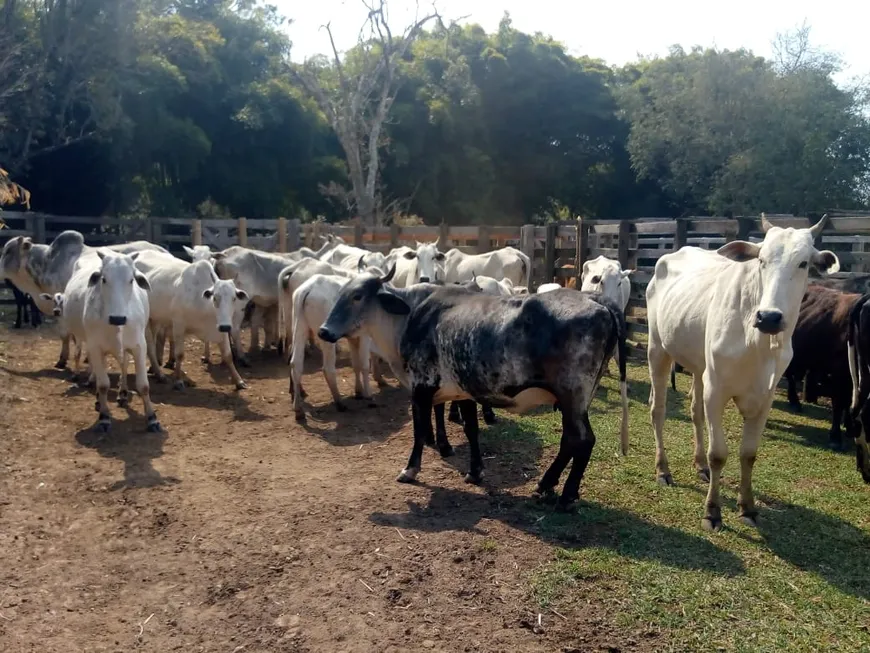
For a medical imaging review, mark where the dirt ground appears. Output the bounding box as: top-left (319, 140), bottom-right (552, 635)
top-left (0, 323), bottom-right (657, 653)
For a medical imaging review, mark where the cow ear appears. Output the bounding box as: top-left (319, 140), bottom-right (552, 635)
top-left (377, 289), bottom-right (410, 315)
top-left (54, 293), bottom-right (63, 303)
top-left (812, 250), bottom-right (840, 274)
top-left (88, 271), bottom-right (101, 287)
top-left (40, 293), bottom-right (52, 301)
top-left (235, 289), bottom-right (248, 301)
top-left (212, 252), bottom-right (226, 261)
top-left (20, 236), bottom-right (33, 251)
top-left (203, 288), bottom-right (214, 300)
top-left (183, 245), bottom-right (195, 257)
top-left (402, 250), bottom-right (417, 260)
top-left (134, 273), bottom-right (151, 291)
top-left (621, 269), bottom-right (633, 279)
top-left (96, 249), bottom-right (107, 260)
top-left (434, 251), bottom-right (446, 261)
top-left (717, 241), bottom-right (760, 262)
top-left (129, 251), bottom-right (141, 261)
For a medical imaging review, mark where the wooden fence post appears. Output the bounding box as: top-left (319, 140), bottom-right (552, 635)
top-left (477, 225), bottom-right (491, 254)
top-left (237, 217), bottom-right (248, 247)
top-left (288, 219), bottom-right (301, 251)
top-left (390, 223), bottom-right (400, 248)
top-left (192, 219), bottom-right (203, 246)
top-left (152, 218), bottom-right (163, 248)
top-left (575, 217), bottom-right (589, 283)
top-left (354, 221), bottom-right (364, 247)
top-left (674, 218), bottom-right (688, 250)
top-left (439, 222), bottom-right (450, 249)
top-left (736, 217), bottom-right (753, 242)
top-left (520, 224), bottom-right (536, 287)
top-left (543, 223), bottom-right (557, 282)
top-left (617, 219), bottom-right (631, 269)
top-left (277, 217), bottom-right (288, 252)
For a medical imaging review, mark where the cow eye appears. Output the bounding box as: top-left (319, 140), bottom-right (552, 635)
top-left (591, 275), bottom-right (601, 284)
top-left (798, 261), bottom-right (808, 269)
top-left (352, 292), bottom-right (362, 302)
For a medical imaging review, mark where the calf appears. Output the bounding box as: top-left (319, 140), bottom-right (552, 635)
top-left (384, 242), bottom-right (446, 286)
top-left (647, 215), bottom-right (838, 530)
top-left (444, 245), bottom-right (531, 287)
top-left (580, 256), bottom-right (632, 310)
top-left (318, 265), bottom-right (629, 509)
top-left (6, 279), bottom-right (41, 328)
top-left (782, 285), bottom-right (861, 449)
top-left (63, 250), bottom-right (161, 433)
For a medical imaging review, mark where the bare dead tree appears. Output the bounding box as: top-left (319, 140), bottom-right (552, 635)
top-left (772, 21), bottom-right (841, 75)
top-left (290, 0), bottom-right (445, 225)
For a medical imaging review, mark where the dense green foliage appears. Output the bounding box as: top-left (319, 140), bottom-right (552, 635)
top-left (1, 1), bottom-right (867, 222)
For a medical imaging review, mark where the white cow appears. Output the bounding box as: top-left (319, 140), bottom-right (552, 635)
top-left (536, 283), bottom-right (561, 294)
top-left (471, 274), bottom-right (523, 296)
top-left (384, 242), bottom-right (446, 287)
top-left (319, 239), bottom-right (387, 272)
top-left (40, 291), bottom-right (86, 378)
top-left (133, 250), bottom-right (249, 390)
top-left (289, 272), bottom-right (383, 422)
top-left (63, 250), bottom-right (161, 432)
top-left (183, 245), bottom-right (214, 263)
top-left (580, 255), bottom-right (631, 310)
top-left (443, 246), bottom-right (531, 288)
top-left (646, 215), bottom-right (838, 531)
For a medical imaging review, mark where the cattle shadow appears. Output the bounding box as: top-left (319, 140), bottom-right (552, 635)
top-left (296, 385), bottom-right (411, 445)
top-left (3, 365), bottom-right (80, 383)
top-left (369, 484), bottom-right (745, 577)
top-left (75, 421), bottom-right (180, 491)
top-left (766, 398), bottom-right (851, 455)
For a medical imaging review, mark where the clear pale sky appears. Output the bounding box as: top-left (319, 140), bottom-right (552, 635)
top-left (277, 0), bottom-right (868, 85)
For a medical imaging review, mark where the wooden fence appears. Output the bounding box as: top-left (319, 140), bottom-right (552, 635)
top-left (4, 211), bottom-right (870, 357)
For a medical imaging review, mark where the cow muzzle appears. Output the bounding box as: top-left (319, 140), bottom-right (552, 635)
top-left (108, 315), bottom-right (127, 326)
top-left (419, 276), bottom-right (430, 283)
top-left (753, 310), bottom-right (784, 334)
top-left (318, 326), bottom-right (339, 344)
top-left (218, 324), bottom-right (232, 333)
top-left (52, 308), bottom-right (61, 316)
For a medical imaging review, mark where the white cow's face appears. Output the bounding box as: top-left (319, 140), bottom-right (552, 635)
top-left (581, 256), bottom-right (631, 304)
top-left (184, 245), bottom-right (213, 263)
top-left (718, 222), bottom-right (839, 335)
top-left (403, 242), bottom-right (446, 284)
top-left (88, 251), bottom-right (150, 326)
top-left (40, 292), bottom-right (64, 316)
top-left (204, 279), bottom-right (249, 333)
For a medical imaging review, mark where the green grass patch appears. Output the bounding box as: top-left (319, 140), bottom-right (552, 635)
top-left (493, 363), bottom-right (870, 651)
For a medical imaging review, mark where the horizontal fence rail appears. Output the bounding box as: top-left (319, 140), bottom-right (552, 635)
top-left (3, 211), bottom-right (870, 358)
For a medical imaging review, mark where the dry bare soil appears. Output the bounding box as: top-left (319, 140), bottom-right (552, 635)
top-left (0, 324), bottom-right (654, 653)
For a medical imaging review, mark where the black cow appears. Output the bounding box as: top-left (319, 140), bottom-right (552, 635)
top-left (318, 265), bottom-right (629, 510)
top-left (846, 294), bottom-right (870, 483)
top-left (783, 285), bottom-right (861, 449)
top-left (5, 279), bottom-right (42, 328)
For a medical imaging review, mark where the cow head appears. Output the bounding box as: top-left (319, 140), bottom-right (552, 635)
top-left (40, 292), bottom-right (64, 316)
top-left (184, 245), bottom-right (214, 263)
top-left (0, 235), bottom-right (33, 280)
top-left (717, 214), bottom-right (839, 336)
top-left (203, 279), bottom-right (248, 333)
top-left (402, 241), bottom-right (446, 284)
top-left (318, 263), bottom-right (407, 343)
top-left (88, 250), bottom-right (150, 326)
top-left (581, 256), bottom-right (632, 305)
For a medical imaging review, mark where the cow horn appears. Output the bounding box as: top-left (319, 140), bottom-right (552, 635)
top-left (810, 213), bottom-right (828, 239)
top-left (760, 212), bottom-right (774, 233)
top-left (381, 263), bottom-right (397, 284)
top-left (357, 254), bottom-right (366, 272)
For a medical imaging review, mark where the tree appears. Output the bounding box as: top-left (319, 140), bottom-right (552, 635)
top-left (290, 0), bottom-right (445, 224)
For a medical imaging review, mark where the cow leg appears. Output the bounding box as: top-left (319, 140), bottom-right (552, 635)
top-left (13, 297), bottom-right (23, 329)
top-left (348, 337), bottom-right (372, 401)
top-left (371, 353), bottom-right (388, 388)
top-left (164, 331), bottom-right (177, 370)
top-left (670, 363), bottom-right (676, 391)
top-left (399, 386), bottom-right (435, 483)
top-left (30, 297), bottom-right (42, 327)
top-left (448, 401), bottom-right (464, 425)
top-left (91, 352), bottom-right (112, 433)
top-left (55, 335), bottom-right (70, 369)
top-left (786, 368), bottom-right (803, 412)
top-left (432, 403), bottom-right (454, 457)
top-left (154, 327), bottom-right (166, 367)
top-left (219, 334), bottom-right (246, 391)
top-left (321, 343), bottom-right (346, 413)
top-left (829, 390), bottom-right (847, 451)
top-left (690, 375), bottom-right (709, 482)
top-left (117, 351), bottom-right (131, 408)
top-left (172, 324), bottom-right (187, 390)
top-left (648, 346), bottom-right (674, 485)
top-left (481, 401), bottom-right (497, 425)
top-left (535, 408), bottom-right (578, 502)
top-left (230, 327), bottom-right (251, 367)
top-left (289, 324), bottom-right (307, 421)
top-left (733, 407), bottom-right (769, 528)
top-left (701, 381), bottom-right (728, 531)
top-left (134, 340), bottom-right (161, 432)
top-left (145, 325), bottom-right (167, 383)
top-left (202, 340), bottom-right (211, 364)
top-left (249, 306), bottom-right (263, 355)
top-left (458, 399), bottom-right (484, 484)
top-left (805, 369), bottom-right (820, 404)
top-left (557, 410), bottom-right (596, 511)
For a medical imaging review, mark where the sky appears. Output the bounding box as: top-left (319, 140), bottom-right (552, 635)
top-left (277, 0), bottom-right (869, 86)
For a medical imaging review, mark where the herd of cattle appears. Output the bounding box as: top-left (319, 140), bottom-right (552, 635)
top-left (0, 215), bottom-right (868, 530)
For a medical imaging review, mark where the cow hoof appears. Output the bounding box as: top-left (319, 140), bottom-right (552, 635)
top-left (299, 388), bottom-right (308, 399)
top-left (483, 412), bottom-right (498, 425)
top-left (657, 473), bottom-right (674, 486)
top-left (173, 380), bottom-right (185, 391)
top-left (146, 417), bottom-right (162, 433)
top-left (438, 444), bottom-right (455, 458)
top-left (201, 357), bottom-right (211, 365)
top-left (237, 358), bottom-right (251, 368)
top-left (533, 487), bottom-right (558, 504)
top-left (294, 410), bottom-right (307, 423)
top-left (464, 471), bottom-right (484, 485)
top-left (93, 400), bottom-right (101, 412)
top-left (335, 402), bottom-right (348, 413)
top-left (235, 380), bottom-right (248, 391)
top-left (164, 360), bottom-right (176, 370)
top-left (556, 497), bottom-right (578, 513)
top-left (54, 359), bottom-right (68, 370)
top-left (117, 392), bottom-right (130, 408)
top-left (739, 512), bottom-right (759, 528)
top-left (95, 420), bottom-right (111, 434)
top-left (697, 468), bottom-right (711, 483)
top-left (701, 515), bottom-right (723, 532)
top-left (448, 415), bottom-right (464, 426)
top-left (376, 379), bottom-right (389, 388)
top-left (397, 468), bottom-right (419, 483)
top-left (424, 436), bottom-right (436, 448)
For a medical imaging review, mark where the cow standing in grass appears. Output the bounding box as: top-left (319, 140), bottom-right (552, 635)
top-left (646, 215), bottom-right (839, 530)
top-left (318, 265), bottom-right (629, 510)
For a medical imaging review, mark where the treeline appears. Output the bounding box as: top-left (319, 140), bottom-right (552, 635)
top-left (1, 0), bottom-right (868, 224)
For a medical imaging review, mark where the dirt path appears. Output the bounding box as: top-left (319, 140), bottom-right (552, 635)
top-left (0, 326), bottom-right (653, 652)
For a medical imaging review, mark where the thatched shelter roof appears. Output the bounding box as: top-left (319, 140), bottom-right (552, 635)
top-left (0, 167), bottom-right (30, 209)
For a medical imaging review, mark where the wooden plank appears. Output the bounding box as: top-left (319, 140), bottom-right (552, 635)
top-left (277, 217), bottom-right (287, 252)
top-left (634, 221), bottom-right (677, 235)
top-left (827, 218), bottom-right (870, 233)
top-left (519, 225), bottom-right (536, 285)
top-left (354, 222), bottom-right (364, 247)
top-left (439, 222), bottom-right (450, 248)
top-left (687, 219), bottom-right (739, 235)
top-left (288, 219), bottom-right (301, 251)
top-left (635, 248), bottom-right (672, 260)
top-left (543, 224), bottom-right (557, 282)
top-left (390, 223), bottom-right (400, 248)
top-left (589, 247), bottom-right (620, 258)
top-left (478, 225), bottom-right (491, 254)
top-left (192, 220), bottom-right (202, 246)
top-left (591, 224), bottom-right (620, 235)
top-left (576, 217), bottom-right (589, 279)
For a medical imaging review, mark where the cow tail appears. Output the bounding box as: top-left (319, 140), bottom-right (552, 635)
top-left (605, 301), bottom-right (629, 456)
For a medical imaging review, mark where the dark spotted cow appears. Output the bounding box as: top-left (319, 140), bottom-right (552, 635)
top-left (6, 279), bottom-right (42, 328)
top-left (317, 265), bottom-right (629, 510)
